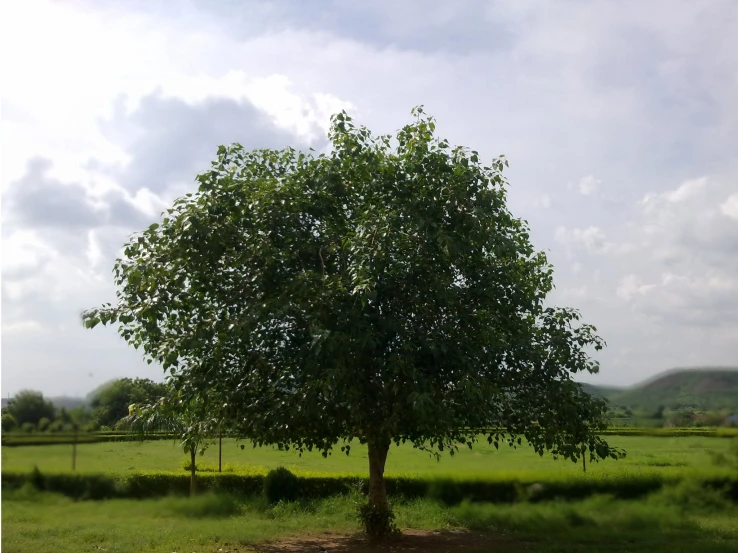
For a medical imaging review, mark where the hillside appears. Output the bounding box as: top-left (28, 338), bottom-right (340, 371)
top-left (584, 367), bottom-right (738, 411)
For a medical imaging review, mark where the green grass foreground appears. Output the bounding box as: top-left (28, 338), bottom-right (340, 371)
top-left (3, 436), bottom-right (737, 551)
top-left (3, 435), bottom-right (735, 476)
top-left (2, 483), bottom-right (738, 553)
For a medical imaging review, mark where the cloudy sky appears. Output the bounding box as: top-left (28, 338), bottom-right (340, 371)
top-left (2, 0), bottom-right (737, 397)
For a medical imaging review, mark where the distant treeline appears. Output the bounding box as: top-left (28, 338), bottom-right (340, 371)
top-left (1, 378), bottom-right (166, 435)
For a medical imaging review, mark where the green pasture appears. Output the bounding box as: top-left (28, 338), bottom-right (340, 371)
top-left (2, 435), bottom-right (734, 477)
top-left (3, 484), bottom-right (738, 553)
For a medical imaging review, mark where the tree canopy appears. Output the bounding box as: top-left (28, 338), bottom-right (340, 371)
top-left (88, 377), bottom-right (167, 427)
top-left (83, 106), bottom-right (622, 534)
top-left (5, 390), bottom-right (56, 426)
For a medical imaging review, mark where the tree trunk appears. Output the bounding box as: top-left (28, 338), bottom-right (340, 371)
top-left (189, 445), bottom-right (197, 496)
top-left (367, 440), bottom-right (389, 509)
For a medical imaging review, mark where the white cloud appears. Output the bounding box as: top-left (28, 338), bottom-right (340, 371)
top-left (721, 194), bottom-right (738, 220)
top-left (663, 177), bottom-right (708, 203)
top-left (2, 0), bottom-right (738, 393)
top-left (1, 321), bottom-right (43, 334)
top-left (554, 226), bottom-right (633, 256)
top-left (577, 175), bottom-right (600, 196)
top-left (616, 274), bottom-right (655, 301)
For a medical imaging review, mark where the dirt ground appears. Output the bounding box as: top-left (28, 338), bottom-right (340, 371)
top-left (250, 529), bottom-right (529, 552)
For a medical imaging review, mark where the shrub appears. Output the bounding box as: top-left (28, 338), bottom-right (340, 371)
top-left (3, 469), bottom-right (737, 506)
top-left (84, 420), bottom-right (101, 432)
top-left (427, 479), bottom-right (466, 505)
top-left (263, 466), bottom-right (299, 503)
top-left (356, 502), bottom-right (400, 538)
top-left (159, 492), bottom-right (241, 518)
top-left (179, 457), bottom-right (235, 473)
top-left (28, 466), bottom-right (46, 490)
top-left (1, 413), bottom-right (17, 433)
top-left (37, 417), bottom-right (51, 432)
top-left (114, 418), bottom-right (131, 431)
top-left (48, 420), bottom-right (65, 433)
top-left (648, 479), bottom-right (732, 512)
top-left (20, 422), bottom-right (35, 433)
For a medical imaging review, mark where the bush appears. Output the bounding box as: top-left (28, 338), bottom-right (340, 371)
top-left (29, 466), bottom-right (46, 490)
top-left (37, 417), bottom-right (51, 432)
top-left (179, 457), bottom-right (235, 473)
top-left (427, 479), bottom-right (466, 505)
top-left (114, 419), bottom-right (131, 431)
top-left (84, 420), bottom-right (101, 432)
top-left (1, 413), bottom-right (17, 433)
top-left (263, 466), bottom-right (299, 503)
top-left (648, 479), bottom-right (732, 512)
top-left (357, 502), bottom-right (399, 537)
top-left (48, 420), bottom-right (65, 433)
top-left (159, 492), bottom-right (241, 518)
top-left (3, 468), bottom-right (737, 505)
top-left (20, 422), bottom-right (35, 433)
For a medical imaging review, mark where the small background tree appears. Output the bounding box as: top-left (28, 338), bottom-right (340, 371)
top-left (124, 391), bottom-right (216, 496)
top-left (84, 106), bottom-right (623, 537)
top-left (5, 390), bottom-right (55, 427)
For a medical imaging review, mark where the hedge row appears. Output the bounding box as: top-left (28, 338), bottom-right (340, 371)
top-left (600, 428), bottom-right (738, 437)
top-left (4, 468), bottom-right (737, 505)
top-left (3, 427), bottom-right (736, 447)
top-left (1, 433), bottom-right (179, 447)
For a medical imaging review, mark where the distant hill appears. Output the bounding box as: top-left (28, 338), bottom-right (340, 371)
top-left (583, 367), bottom-right (738, 411)
top-left (580, 383), bottom-right (622, 399)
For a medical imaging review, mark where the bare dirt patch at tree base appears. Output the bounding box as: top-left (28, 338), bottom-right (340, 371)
top-left (253, 529), bottom-right (529, 552)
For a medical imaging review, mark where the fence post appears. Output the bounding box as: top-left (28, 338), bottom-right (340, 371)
top-left (72, 426), bottom-right (78, 471)
top-left (219, 429), bottom-right (222, 473)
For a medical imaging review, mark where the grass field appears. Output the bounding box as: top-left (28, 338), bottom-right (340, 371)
top-left (3, 483), bottom-right (738, 552)
top-left (3, 435), bottom-right (734, 476)
top-left (3, 436), bottom-right (737, 552)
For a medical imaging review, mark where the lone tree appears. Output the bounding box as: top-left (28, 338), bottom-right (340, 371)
top-left (83, 107), bottom-right (622, 536)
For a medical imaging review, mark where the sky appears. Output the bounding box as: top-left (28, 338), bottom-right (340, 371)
top-left (1, 0), bottom-right (737, 397)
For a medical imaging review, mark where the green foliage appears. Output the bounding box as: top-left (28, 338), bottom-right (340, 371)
top-left (597, 368), bottom-right (738, 412)
top-left (83, 107), bottom-right (620, 485)
top-left (6, 390), bottom-right (55, 426)
top-left (427, 478), bottom-right (466, 505)
top-left (2, 413), bottom-right (18, 433)
top-left (37, 417), bottom-right (51, 432)
top-left (648, 479), bottom-right (733, 512)
top-left (263, 466), bottom-right (299, 503)
top-left (159, 492), bottom-right (241, 518)
top-left (2, 431), bottom-right (176, 447)
top-left (84, 420), bottom-right (100, 432)
top-left (124, 392), bottom-right (217, 461)
top-left (5, 468), bottom-right (737, 505)
top-left (21, 422), bottom-right (36, 433)
top-left (88, 378), bottom-right (167, 427)
top-left (600, 428), bottom-right (738, 437)
top-left (356, 501), bottom-right (400, 538)
top-left (48, 420), bottom-right (64, 433)
top-left (29, 465), bottom-right (46, 490)
top-left (709, 438), bottom-right (738, 471)
top-left (180, 457), bottom-right (235, 473)
top-left (4, 493), bottom-right (738, 553)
